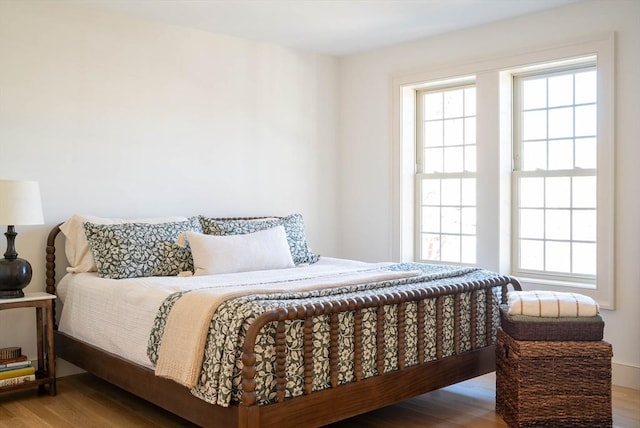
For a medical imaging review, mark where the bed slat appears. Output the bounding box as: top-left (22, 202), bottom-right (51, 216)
top-left (329, 311), bottom-right (339, 388)
top-left (376, 306), bottom-right (385, 376)
top-left (303, 313), bottom-right (314, 395)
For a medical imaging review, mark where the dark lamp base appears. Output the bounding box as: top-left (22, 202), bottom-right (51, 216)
top-left (0, 257), bottom-right (32, 300)
top-left (0, 289), bottom-right (25, 299)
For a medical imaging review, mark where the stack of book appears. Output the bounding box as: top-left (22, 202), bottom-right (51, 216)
top-left (0, 347), bottom-right (35, 387)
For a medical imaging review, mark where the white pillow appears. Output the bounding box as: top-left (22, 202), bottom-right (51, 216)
top-left (59, 214), bottom-right (188, 273)
top-left (185, 226), bottom-right (295, 276)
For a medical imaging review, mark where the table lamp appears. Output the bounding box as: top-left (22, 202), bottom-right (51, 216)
top-left (0, 180), bottom-right (44, 299)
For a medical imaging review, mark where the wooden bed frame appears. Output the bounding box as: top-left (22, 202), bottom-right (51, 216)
top-left (45, 223), bottom-right (521, 428)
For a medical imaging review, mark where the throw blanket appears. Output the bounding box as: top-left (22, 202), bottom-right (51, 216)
top-left (155, 268), bottom-right (420, 387)
top-left (507, 290), bottom-right (599, 317)
top-left (148, 263), bottom-right (495, 406)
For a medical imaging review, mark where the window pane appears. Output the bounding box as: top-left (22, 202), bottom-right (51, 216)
top-left (464, 117), bottom-right (476, 145)
top-left (444, 89), bottom-right (464, 118)
top-left (422, 234), bottom-right (440, 260)
top-left (575, 70), bottom-right (596, 104)
top-left (520, 240), bottom-right (543, 270)
top-left (421, 179), bottom-right (440, 205)
top-left (421, 207), bottom-right (440, 233)
top-left (545, 209), bottom-right (571, 240)
top-left (520, 177), bottom-right (544, 208)
top-left (520, 209), bottom-right (544, 239)
top-left (441, 234), bottom-right (461, 262)
top-left (548, 107), bottom-right (573, 139)
top-left (424, 92), bottom-right (443, 120)
top-left (575, 104), bottom-right (596, 137)
top-left (444, 118), bottom-right (463, 146)
top-left (573, 176), bottom-right (596, 208)
top-left (573, 209), bottom-right (596, 242)
top-left (573, 242), bottom-right (596, 275)
top-left (461, 178), bottom-right (476, 205)
top-left (424, 148), bottom-right (443, 173)
top-left (546, 241), bottom-right (571, 272)
top-left (461, 236), bottom-right (476, 264)
top-left (441, 207), bottom-right (460, 234)
top-left (424, 121), bottom-right (443, 147)
top-left (522, 141), bottom-right (547, 171)
top-left (548, 139), bottom-right (574, 170)
top-left (443, 146), bottom-right (464, 173)
top-left (548, 74), bottom-right (573, 107)
top-left (545, 177), bottom-right (571, 208)
top-left (575, 137), bottom-right (597, 169)
top-left (461, 207), bottom-right (476, 235)
top-left (464, 146), bottom-right (476, 172)
top-left (523, 78), bottom-right (547, 110)
top-left (441, 179), bottom-right (460, 206)
top-left (523, 110), bottom-right (547, 140)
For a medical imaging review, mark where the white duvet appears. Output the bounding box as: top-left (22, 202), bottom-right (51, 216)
top-left (57, 257), bottom-right (391, 369)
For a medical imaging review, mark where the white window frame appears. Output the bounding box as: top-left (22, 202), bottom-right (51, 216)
top-left (415, 83), bottom-right (477, 265)
top-left (511, 60), bottom-right (598, 284)
top-left (392, 33), bottom-right (615, 308)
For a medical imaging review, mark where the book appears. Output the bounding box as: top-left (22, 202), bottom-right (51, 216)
top-left (0, 374), bottom-right (36, 387)
top-left (0, 361), bottom-right (32, 372)
top-left (0, 366), bottom-right (35, 380)
top-left (0, 355), bottom-right (28, 366)
top-left (0, 347), bottom-right (21, 360)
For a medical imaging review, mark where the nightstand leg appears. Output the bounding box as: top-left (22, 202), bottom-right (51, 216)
top-left (36, 307), bottom-right (45, 394)
top-left (46, 300), bottom-right (56, 395)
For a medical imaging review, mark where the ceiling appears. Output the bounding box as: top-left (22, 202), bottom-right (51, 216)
top-left (64, 0), bottom-right (583, 56)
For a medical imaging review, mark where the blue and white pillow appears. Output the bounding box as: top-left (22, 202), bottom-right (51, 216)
top-left (199, 214), bottom-right (319, 265)
top-left (83, 217), bottom-right (202, 279)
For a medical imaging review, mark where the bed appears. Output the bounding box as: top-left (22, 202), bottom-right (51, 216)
top-left (45, 215), bottom-right (521, 428)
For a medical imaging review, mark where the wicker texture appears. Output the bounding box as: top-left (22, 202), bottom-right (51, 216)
top-left (496, 328), bottom-right (612, 428)
top-left (500, 307), bottom-right (604, 341)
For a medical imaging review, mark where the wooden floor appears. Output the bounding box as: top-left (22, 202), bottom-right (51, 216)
top-left (0, 373), bottom-right (638, 427)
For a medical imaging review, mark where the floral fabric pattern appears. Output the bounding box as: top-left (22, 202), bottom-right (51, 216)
top-left (83, 217), bottom-right (202, 279)
top-left (148, 263), bottom-right (506, 407)
top-left (199, 214), bottom-right (319, 265)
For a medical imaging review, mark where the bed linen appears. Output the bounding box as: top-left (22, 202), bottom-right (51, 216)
top-left (154, 268), bottom-right (420, 388)
top-left (58, 258), bottom-right (504, 409)
top-left (57, 257), bottom-right (392, 368)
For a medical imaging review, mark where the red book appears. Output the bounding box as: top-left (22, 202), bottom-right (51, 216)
top-left (0, 355), bottom-right (28, 366)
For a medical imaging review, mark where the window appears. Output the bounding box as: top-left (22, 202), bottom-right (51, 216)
top-left (394, 34), bottom-right (614, 307)
top-left (416, 84), bottom-right (476, 264)
top-left (512, 62), bottom-right (598, 284)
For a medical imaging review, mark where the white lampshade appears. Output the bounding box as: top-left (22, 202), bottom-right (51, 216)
top-left (0, 180), bottom-right (44, 225)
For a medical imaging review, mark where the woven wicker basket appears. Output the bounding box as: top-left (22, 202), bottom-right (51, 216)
top-left (496, 328), bottom-right (612, 428)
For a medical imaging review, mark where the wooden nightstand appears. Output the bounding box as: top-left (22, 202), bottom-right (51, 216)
top-left (0, 292), bottom-right (56, 395)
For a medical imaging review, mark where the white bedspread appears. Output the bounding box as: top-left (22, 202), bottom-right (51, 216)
top-left (57, 257), bottom-right (391, 368)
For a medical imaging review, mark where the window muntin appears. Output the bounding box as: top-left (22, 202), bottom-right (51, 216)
top-left (513, 64), bottom-right (597, 283)
top-left (416, 85), bottom-right (476, 264)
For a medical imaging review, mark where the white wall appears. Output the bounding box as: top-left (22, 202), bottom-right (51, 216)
top-left (0, 2), bottom-right (339, 361)
top-left (1, 0), bottom-right (638, 391)
top-left (338, 0), bottom-right (640, 389)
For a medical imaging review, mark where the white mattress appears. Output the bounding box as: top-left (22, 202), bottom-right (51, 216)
top-left (57, 257), bottom-right (389, 368)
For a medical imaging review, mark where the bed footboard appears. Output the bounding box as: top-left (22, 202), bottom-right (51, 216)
top-left (238, 276), bottom-right (520, 427)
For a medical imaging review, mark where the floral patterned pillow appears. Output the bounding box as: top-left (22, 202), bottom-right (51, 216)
top-left (83, 217), bottom-right (203, 279)
top-left (199, 214), bottom-right (319, 265)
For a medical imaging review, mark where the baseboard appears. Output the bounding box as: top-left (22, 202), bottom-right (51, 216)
top-left (612, 362), bottom-right (640, 390)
